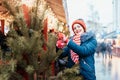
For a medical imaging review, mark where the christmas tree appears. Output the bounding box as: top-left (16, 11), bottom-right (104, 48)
top-left (0, 0), bottom-right (83, 80)
top-left (0, 0), bottom-right (63, 80)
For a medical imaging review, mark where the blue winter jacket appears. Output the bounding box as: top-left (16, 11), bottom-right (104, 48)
top-left (59, 31), bottom-right (97, 80)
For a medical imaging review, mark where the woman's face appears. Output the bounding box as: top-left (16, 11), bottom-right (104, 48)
top-left (73, 24), bottom-right (84, 35)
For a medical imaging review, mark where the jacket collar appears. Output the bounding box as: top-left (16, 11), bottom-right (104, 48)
top-left (81, 31), bottom-right (95, 43)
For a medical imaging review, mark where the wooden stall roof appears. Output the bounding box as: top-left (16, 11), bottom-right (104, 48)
top-left (0, 0), bottom-right (8, 14)
top-left (45, 0), bottom-right (67, 23)
top-left (0, 0), bottom-right (67, 23)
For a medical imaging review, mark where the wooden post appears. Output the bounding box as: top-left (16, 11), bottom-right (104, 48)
top-left (43, 18), bottom-right (48, 51)
top-left (0, 20), bottom-right (4, 63)
top-left (0, 20), bottom-right (4, 34)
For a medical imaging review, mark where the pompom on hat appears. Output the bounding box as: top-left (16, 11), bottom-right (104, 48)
top-left (72, 19), bottom-right (86, 32)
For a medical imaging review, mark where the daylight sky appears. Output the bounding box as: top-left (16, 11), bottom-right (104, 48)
top-left (66, 0), bottom-right (113, 25)
top-left (93, 0), bottom-right (113, 24)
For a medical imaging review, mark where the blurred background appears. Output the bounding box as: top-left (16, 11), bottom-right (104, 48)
top-left (0, 0), bottom-right (120, 80)
top-left (64, 0), bottom-right (120, 80)
top-left (65, 0), bottom-right (119, 37)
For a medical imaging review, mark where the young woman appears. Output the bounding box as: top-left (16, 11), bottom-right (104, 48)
top-left (57, 19), bottom-right (97, 80)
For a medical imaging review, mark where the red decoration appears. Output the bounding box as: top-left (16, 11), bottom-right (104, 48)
top-left (0, 20), bottom-right (4, 34)
top-left (17, 69), bottom-right (29, 80)
top-left (42, 44), bottom-right (47, 51)
top-left (22, 4), bottom-right (30, 27)
top-left (43, 18), bottom-right (48, 41)
top-left (51, 61), bottom-right (55, 76)
top-left (42, 18), bottom-right (48, 51)
top-left (56, 40), bottom-right (65, 49)
top-left (57, 32), bottom-right (65, 40)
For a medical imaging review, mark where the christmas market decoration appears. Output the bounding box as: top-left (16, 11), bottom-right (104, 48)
top-left (0, 0), bottom-right (63, 80)
top-left (56, 65), bottom-right (84, 80)
top-left (0, 0), bottom-right (83, 80)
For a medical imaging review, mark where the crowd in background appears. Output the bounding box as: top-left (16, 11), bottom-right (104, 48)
top-left (96, 39), bottom-right (113, 59)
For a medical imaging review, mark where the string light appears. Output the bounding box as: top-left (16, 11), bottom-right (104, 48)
top-left (21, 0), bottom-right (34, 7)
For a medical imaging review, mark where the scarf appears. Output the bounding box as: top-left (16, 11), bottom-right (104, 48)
top-left (70, 34), bottom-right (80, 64)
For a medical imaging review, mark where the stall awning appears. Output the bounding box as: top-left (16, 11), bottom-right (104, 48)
top-left (45, 0), bottom-right (67, 23)
top-left (0, 0), bottom-right (67, 23)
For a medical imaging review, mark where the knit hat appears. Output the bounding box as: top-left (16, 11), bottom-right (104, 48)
top-left (72, 19), bottom-right (86, 32)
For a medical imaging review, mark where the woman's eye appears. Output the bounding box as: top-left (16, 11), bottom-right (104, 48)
top-left (74, 27), bottom-right (76, 30)
top-left (77, 25), bottom-right (81, 28)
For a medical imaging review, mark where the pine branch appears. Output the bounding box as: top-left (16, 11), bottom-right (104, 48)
top-left (1, 0), bottom-right (65, 79)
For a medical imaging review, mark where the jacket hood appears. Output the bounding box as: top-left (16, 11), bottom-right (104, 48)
top-left (81, 31), bottom-right (96, 43)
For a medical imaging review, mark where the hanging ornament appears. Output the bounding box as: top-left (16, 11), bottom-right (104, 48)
top-left (22, 4), bottom-right (31, 27)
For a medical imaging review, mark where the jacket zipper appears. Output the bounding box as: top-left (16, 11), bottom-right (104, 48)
top-left (82, 59), bottom-right (91, 69)
top-left (82, 59), bottom-right (95, 74)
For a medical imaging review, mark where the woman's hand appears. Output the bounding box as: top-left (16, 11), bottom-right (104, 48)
top-left (56, 32), bottom-right (69, 49)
